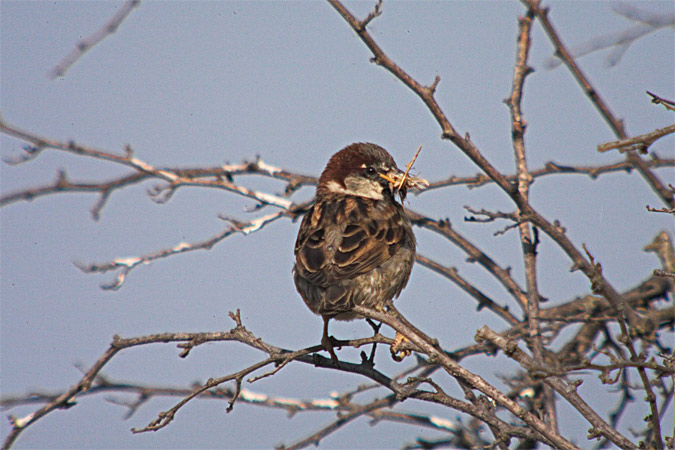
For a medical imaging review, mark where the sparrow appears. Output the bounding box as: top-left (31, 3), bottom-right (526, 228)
top-left (293, 142), bottom-right (427, 364)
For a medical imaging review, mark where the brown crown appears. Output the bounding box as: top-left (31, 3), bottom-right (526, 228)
top-left (318, 143), bottom-right (397, 188)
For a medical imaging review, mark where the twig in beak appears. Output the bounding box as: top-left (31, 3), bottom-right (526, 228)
top-left (397, 145), bottom-right (423, 192)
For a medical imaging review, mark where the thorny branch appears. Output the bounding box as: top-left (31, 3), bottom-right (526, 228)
top-left (505, 4), bottom-right (557, 433)
top-left (522, 2), bottom-right (671, 444)
top-left (475, 327), bottom-right (636, 450)
top-left (523, 0), bottom-right (674, 211)
top-left (2, 1), bottom-right (673, 449)
top-left (352, 304), bottom-right (584, 450)
top-left (1, 309), bottom-right (546, 449)
top-left (2, 269), bottom-right (671, 449)
top-left (1, 311), bottom-right (394, 449)
top-left (329, 1), bottom-right (671, 448)
top-left (6, 117), bottom-right (668, 293)
top-left (329, 0), bottom-right (666, 353)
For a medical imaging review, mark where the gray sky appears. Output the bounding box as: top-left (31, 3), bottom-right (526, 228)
top-left (1, 1), bottom-right (673, 448)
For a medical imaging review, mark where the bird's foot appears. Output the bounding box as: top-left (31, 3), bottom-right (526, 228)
top-left (321, 333), bottom-right (341, 367)
top-left (321, 317), bottom-right (341, 367)
top-left (390, 331), bottom-right (412, 362)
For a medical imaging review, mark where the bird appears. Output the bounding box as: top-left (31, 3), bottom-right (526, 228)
top-left (293, 142), bottom-right (427, 364)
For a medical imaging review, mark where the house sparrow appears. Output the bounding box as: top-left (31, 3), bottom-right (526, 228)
top-left (293, 142), bottom-right (427, 364)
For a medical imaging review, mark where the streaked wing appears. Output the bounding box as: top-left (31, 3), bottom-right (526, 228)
top-left (294, 195), bottom-right (408, 286)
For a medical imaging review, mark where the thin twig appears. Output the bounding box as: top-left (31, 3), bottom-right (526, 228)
top-left (424, 157), bottom-right (675, 191)
top-left (524, 0), bottom-right (674, 212)
top-left (647, 91), bottom-right (675, 112)
top-left (74, 209), bottom-right (297, 290)
top-left (520, 5), bottom-right (668, 442)
top-left (0, 119), bottom-right (299, 210)
top-left (352, 304), bottom-right (581, 450)
top-left (476, 326), bottom-right (637, 450)
top-left (406, 209), bottom-right (529, 311)
top-left (327, 3), bottom-right (661, 359)
top-left (1, 313), bottom-right (397, 449)
top-left (49, 0), bottom-right (141, 79)
top-left (280, 395), bottom-right (397, 450)
top-left (415, 254), bottom-right (520, 326)
top-left (598, 124), bottom-right (675, 153)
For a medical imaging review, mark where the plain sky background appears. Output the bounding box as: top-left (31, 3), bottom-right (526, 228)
top-left (1, 1), bottom-right (673, 449)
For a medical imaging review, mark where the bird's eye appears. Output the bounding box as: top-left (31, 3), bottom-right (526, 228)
top-left (366, 167), bottom-right (376, 175)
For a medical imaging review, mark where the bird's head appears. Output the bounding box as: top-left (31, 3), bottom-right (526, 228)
top-left (317, 143), bottom-right (427, 201)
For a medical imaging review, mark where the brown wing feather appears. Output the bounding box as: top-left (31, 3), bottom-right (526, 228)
top-left (294, 195), bottom-right (407, 286)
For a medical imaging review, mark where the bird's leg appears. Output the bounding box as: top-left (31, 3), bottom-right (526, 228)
top-left (390, 331), bottom-right (412, 362)
top-left (321, 316), bottom-right (340, 366)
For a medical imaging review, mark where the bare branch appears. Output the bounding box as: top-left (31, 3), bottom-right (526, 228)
top-left (527, 2), bottom-right (673, 419)
top-left (327, 3), bottom-right (665, 361)
top-left (0, 119), bottom-right (315, 213)
top-left (475, 326), bottom-right (637, 450)
top-left (3, 3), bottom-right (672, 449)
top-left (415, 254), bottom-right (520, 326)
top-left (543, 4), bottom-right (675, 69)
top-left (506, 5), bottom-right (556, 432)
top-left (598, 125), bottom-right (675, 154)
top-left (74, 209), bottom-right (294, 290)
top-left (647, 91), bottom-right (675, 112)
top-left (49, 0), bottom-right (141, 79)
top-left (425, 157), bottom-right (675, 191)
top-left (524, 0), bottom-right (674, 211)
top-left (4, 266), bottom-right (670, 449)
top-left (407, 210), bottom-right (529, 312)
top-left (1, 313), bottom-right (397, 448)
top-left (280, 395), bottom-right (397, 450)
top-left (352, 304), bottom-right (582, 450)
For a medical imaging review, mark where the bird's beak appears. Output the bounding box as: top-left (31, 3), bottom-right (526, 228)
top-left (379, 172), bottom-right (398, 185)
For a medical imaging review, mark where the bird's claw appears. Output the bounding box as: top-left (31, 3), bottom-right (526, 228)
top-left (390, 331), bottom-right (412, 362)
